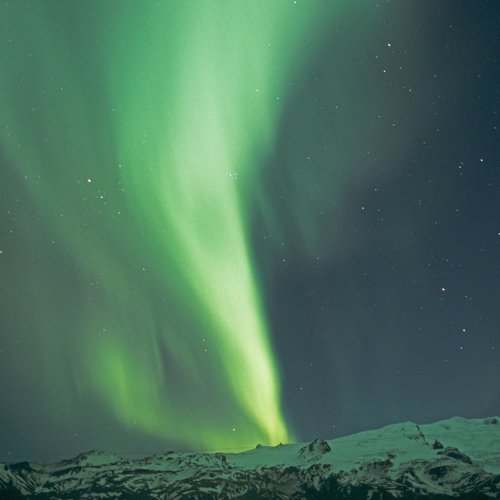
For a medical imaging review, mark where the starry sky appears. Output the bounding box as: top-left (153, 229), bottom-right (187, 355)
top-left (0, 0), bottom-right (499, 463)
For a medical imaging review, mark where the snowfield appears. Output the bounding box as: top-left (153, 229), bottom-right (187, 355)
top-left (1, 416), bottom-right (499, 499)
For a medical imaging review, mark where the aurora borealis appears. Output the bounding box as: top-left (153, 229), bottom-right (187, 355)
top-left (1, 1), bottom-right (499, 463)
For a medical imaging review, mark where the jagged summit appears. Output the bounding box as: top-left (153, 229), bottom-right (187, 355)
top-left (1, 416), bottom-right (499, 498)
top-left (297, 438), bottom-right (332, 461)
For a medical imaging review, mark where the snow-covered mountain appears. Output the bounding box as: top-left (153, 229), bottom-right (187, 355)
top-left (1, 416), bottom-right (499, 499)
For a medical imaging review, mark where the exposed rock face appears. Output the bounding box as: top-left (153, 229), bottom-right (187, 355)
top-left (297, 438), bottom-right (332, 461)
top-left (1, 416), bottom-right (499, 499)
top-left (432, 439), bottom-right (444, 450)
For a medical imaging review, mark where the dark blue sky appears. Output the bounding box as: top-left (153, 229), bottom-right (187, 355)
top-left (255, 0), bottom-right (499, 440)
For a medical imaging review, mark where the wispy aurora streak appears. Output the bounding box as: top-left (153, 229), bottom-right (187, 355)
top-left (0, 1), bottom-right (335, 450)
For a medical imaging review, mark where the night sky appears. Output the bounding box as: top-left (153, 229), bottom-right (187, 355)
top-left (1, 1), bottom-right (499, 463)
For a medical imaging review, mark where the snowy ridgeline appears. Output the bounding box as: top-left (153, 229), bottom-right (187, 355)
top-left (1, 416), bottom-right (499, 499)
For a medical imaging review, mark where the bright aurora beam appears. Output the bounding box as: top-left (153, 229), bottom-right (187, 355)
top-left (0, 1), bottom-right (338, 450)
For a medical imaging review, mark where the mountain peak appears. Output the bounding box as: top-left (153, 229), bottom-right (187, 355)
top-left (2, 416), bottom-right (499, 499)
top-left (297, 438), bottom-right (332, 461)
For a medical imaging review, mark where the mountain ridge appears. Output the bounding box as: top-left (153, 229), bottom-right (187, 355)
top-left (1, 416), bottom-right (499, 499)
